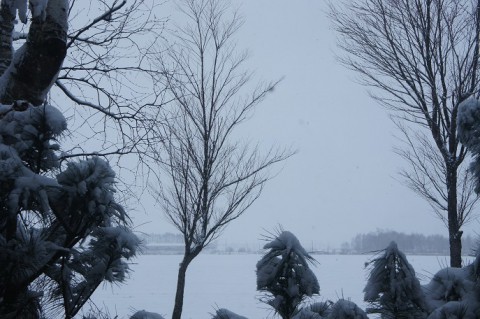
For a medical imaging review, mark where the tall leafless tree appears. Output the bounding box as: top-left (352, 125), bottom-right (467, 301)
top-left (153, 0), bottom-right (291, 318)
top-left (330, 0), bottom-right (480, 267)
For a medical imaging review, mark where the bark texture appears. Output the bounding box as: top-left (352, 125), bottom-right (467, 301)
top-left (0, 0), bottom-right (68, 105)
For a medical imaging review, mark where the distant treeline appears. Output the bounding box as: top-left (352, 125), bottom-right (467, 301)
top-left (139, 231), bottom-right (477, 256)
top-left (342, 230), bottom-right (476, 255)
top-left (139, 232), bottom-right (183, 245)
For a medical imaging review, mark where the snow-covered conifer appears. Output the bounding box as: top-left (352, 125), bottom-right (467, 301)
top-left (327, 299), bottom-right (368, 319)
top-left (364, 241), bottom-right (427, 318)
top-left (256, 230), bottom-right (320, 319)
top-left (0, 101), bottom-right (140, 318)
top-left (422, 257), bottom-right (480, 318)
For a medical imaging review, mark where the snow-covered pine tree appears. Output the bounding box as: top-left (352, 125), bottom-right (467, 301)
top-left (327, 299), bottom-right (368, 319)
top-left (364, 241), bottom-right (427, 319)
top-left (422, 253), bottom-right (480, 318)
top-left (0, 1), bottom-right (140, 318)
top-left (256, 230), bottom-right (320, 319)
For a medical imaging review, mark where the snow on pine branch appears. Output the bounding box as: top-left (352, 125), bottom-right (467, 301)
top-left (83, 226), bottom-right (141, 283)
top-left (56, 156), bottom-right (127, 224)
top-left (0, 102), bottom-right (66, 214)
top-left (458, 96), bottom-right (480, 151)
top-left (130, 310), bottom-right (165, 319)
top-left (458, 96), bottom-right (480, 193)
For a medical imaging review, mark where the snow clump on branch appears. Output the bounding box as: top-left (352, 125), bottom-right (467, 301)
top-left (458, 96), bottom-right (480, 193)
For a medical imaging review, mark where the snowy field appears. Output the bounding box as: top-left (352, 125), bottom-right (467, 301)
top-left (88, 253), bottom-right (467, 319)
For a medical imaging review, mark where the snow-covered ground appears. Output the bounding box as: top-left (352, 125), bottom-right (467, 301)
top-left (87, 253), bottom-right (468, 319)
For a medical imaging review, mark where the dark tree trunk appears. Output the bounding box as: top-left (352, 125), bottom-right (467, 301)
top-left (447, 166), bottom-right (462, 267)
top-left (172, 250), bottom-right (200, 319)
top-left (0, 2), bottom-right (14, 74)
top-left (449, 231), bottom-right (462, 268)
top-left (0, 0), bottom-right (67, 105)
top-left (172, 260), bottom-right (188, 319)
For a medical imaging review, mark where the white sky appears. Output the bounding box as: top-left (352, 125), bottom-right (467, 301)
top-left (129, 0), bottom-right (479, 249)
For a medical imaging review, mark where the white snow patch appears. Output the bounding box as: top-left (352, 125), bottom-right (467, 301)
top-left (44, 103), bottom-right (67, 134)
top-left (264, 231), bottom-right (310, 258)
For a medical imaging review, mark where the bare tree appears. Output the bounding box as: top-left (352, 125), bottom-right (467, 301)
top-left (330, 0), bottom-right (480, 267)
top-left (153, 0), bottom-right (291, 318)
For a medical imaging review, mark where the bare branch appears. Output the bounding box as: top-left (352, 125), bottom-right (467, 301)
top-left (330, 0), bottom-right (480, 267)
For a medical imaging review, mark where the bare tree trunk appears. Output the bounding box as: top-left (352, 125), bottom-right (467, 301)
top-left (447, 166), bottom-right (462, 267)
top-left (449, 231), bottom-right (462, 268)
top-left (0, 0), bottom-right (67, 105)
top-left (0, 2), bottom-right (14, 74)
top-left (172, 252), bottom-right (197, 319)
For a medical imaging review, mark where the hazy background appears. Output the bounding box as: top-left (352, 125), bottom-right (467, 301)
top-left (128, 0), bottom-right (479, 249)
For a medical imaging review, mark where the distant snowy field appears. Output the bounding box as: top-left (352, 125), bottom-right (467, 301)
top-left (87, 254), bottom-right (468, 319)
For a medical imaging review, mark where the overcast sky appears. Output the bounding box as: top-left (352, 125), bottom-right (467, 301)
top-left (131, 0), bottom-right (479, 249)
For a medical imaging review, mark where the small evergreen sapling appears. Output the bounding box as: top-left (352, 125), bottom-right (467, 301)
top-left (256, 231), bottom-right (320, 319)
top-left (364, 241), bottom-right (427, 319)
